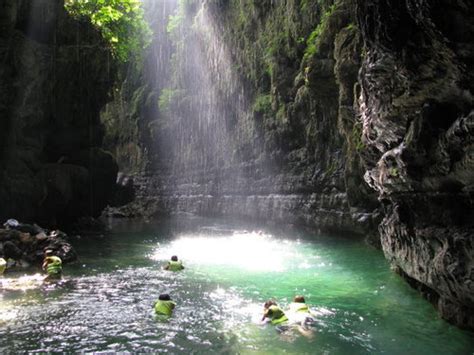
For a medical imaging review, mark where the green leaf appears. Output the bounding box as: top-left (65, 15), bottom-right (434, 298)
top-left (65, 0), bottom-right (152, 63)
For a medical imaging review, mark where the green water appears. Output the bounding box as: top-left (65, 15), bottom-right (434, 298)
top-left (1, 217), bottom-right (473, 354)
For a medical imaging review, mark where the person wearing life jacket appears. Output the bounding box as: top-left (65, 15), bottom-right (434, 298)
top-left (42, 249), bottom-right (62, 281)
top-left (288, 295), bottom-right (315, 321)
top-left (153, 294), bottom-right (176, 316)
top-left (288, 295), bottom-right (311, 314)
top-left (0, 256), bottom-right (6, 275)
top-left (164, 255), bottom-right (184, 271)
top-left (287, 295), bottom-right (316, 338)
top-left (262, 300), bottom-right (289, 326)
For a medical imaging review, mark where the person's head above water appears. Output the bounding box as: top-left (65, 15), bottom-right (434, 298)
top-left (293, 295), bottom-right (305, 303)
top-left (264, 300), bottom-right (277, 309)
top-left (158, 294), bottom-right (171, 301)
top-left (171, 255), bottom-right (178, 261)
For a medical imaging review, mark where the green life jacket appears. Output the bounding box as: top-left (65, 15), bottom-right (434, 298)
top-left (45, 256), bottom-right (62, 275)
top-left (167, 260), bottom-right (184, 271)
top-left (154, 300), bottom-right (176, 316)
top-left (289, 302), bottom-right (310, 314)
top-left (268, 305), bottom-right (288, 325)
top-left (0, 258), bottom-right (6, 275)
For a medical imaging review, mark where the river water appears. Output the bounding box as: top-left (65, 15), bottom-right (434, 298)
top-left (1, 217), bottom-right (473, 354)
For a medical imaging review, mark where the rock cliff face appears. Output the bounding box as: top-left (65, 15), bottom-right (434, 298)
top-left (0, 0), bottom-right (118, 227)
top-left (101, 0), bottom-right (176, 175)
top-left (115, 0), bottom-right (379, 237)
top-left (356, 0), bottom-right (474, 328)
top-left (105, 0), bottom-right (473, 329)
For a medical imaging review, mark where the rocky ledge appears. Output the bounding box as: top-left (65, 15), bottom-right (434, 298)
top-left (0, 220), bottom-right (76, 268)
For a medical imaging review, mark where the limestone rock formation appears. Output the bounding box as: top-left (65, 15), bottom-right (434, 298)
top-left (0, 0), bottom-right (118, 227)
top-left (356, 0), bottom-right (474, 329)
top-left (109, 0), bottom-right (380, 237)
top-left (101, 0), bottom-right (473, 329)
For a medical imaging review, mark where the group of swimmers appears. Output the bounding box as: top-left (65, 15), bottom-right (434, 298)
top-left (2, 250), bottom-right (316, 336)
top-left (154, 255), bottom-right (316, 336)
top-left (262, 296), bottom-right (316, 337)
top-left (152, 255), bottom-right (184, 316)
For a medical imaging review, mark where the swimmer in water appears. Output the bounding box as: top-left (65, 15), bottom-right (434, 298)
top-left (262, 300), bottom-right (289, 331)
top-left (164, 255), bottom-right (184, 271)
top-left (153, 294), bottom-right (176, 316)
top-left (287, 295), bottom-right (316, 338)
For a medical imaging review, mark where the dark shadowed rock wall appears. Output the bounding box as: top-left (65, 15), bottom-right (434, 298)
top-left (0, 0), bottom-right (118, 227)
top-left (356, 0), bottom-right (474, 329)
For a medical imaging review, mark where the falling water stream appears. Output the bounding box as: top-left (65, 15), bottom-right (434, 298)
top-left (1, 217), bottom-right (473, 354)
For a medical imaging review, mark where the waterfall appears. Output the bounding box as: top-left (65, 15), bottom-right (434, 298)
top-left (133, 0), bottom-right (361, 233)
top-left (143, 0), bottom-right (263, 213)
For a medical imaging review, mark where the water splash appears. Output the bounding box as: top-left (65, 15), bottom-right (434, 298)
top-left (0, 273), bottom-right (45, 291)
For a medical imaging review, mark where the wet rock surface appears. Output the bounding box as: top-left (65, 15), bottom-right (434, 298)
top-left (109, 0), bottom-right (380, 237)
top-left (0, 221), bottom-right (76, 266)
top-left (356, 0), bottom-right (474, 329)
top-left (111, 0), bottom-right (474, 330)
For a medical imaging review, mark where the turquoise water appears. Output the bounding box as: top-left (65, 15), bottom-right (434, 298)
top-left (0, 217), bottom-right (473, 354)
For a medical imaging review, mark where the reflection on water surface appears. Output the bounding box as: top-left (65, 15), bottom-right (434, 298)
top-left (0, 217), bottom-right (473, 354)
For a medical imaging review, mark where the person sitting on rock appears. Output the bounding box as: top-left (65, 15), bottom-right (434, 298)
top-left (42, 249), bottom-right (62, 281)
top-left (153, 294), bottom-right (176, 316)
top-left (164, 255), bottom-right (184, 271)
top-left (262, 300), bottom-right (289, 327)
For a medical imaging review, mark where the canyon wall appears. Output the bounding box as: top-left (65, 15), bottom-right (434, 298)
top-left (107, 0), bottom-right (473, 329)
top-left (0, 0), bottom-right (118, 227)
top-left (114, 0), bottom-right (379, 238)
top-left (357, 0), bottom-right (474, 329)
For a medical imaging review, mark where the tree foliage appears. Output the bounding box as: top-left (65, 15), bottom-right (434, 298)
top-left (65, 0), bottom-right (152, 62)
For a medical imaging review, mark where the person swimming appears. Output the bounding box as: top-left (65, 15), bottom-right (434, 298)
top-left (164, 255), bottom-right (184, 271)
top-left (287, 295), bottom-right (316, 338)
top-left (262, 300), bottom-right (289, 325)
top-left (153, 294), bottom-right (176, 316)
top-left (288, 295), bottom-right (313, 319)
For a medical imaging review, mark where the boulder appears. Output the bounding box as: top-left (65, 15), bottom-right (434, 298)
top-left (0, 220), bottom-right (77, 267)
